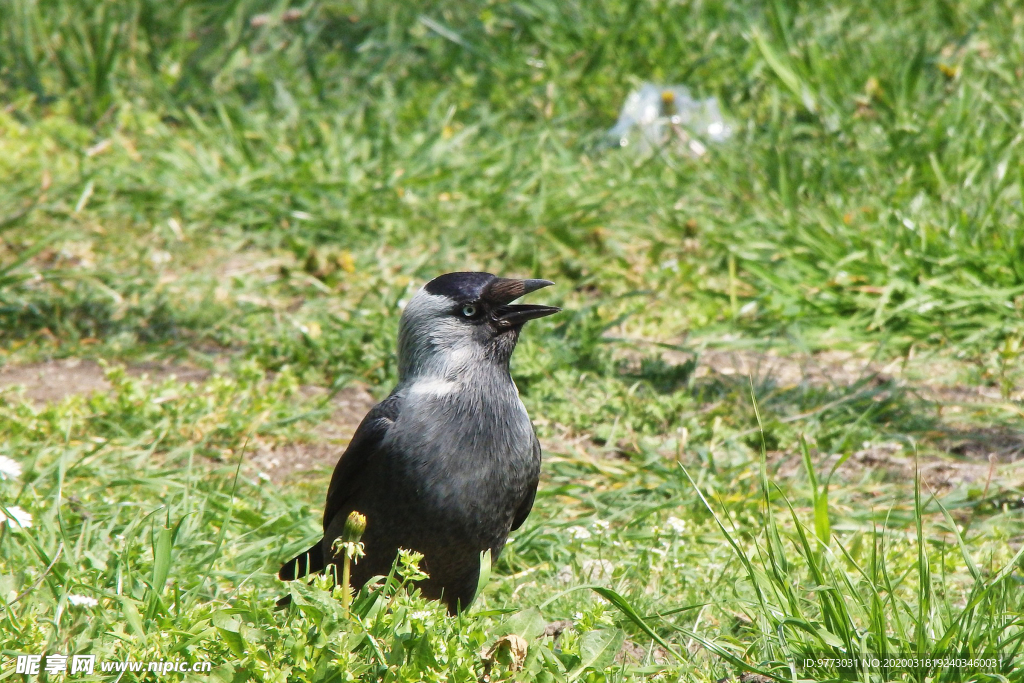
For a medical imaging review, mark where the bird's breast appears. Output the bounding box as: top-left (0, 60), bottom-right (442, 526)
top-left (381, 382), bottom-right (538, 534)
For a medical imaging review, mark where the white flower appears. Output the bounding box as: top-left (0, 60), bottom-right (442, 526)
top-left (0, 455), bottom-right (21, 480)
top-left (409, 610), bottom-right (432, 621)
top-left (650, 546), bottom-right (667, 558)
top-left (666, 516), bottom-right (687, 534)
top-left (68, 594), bottom-right (99, 608)
top-left (592, 520), bottom-right (610, 534)
top-left (0, 506), bottom-right (32, 528)
top-left (567, 526), bottom-right (591, 541)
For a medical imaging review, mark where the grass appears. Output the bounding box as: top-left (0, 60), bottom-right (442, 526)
top-left (1, 0), bottom-right (1024, 680)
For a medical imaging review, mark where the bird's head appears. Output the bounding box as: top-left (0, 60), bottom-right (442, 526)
top-left (397, 272), bottom-right (560, 380)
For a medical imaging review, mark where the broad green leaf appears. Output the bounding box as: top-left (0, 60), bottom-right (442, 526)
top-left (569, 628), bottom-right (625, 679)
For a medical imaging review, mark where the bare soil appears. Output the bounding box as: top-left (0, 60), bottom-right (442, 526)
top-left (0, 358), bottom-right (211, 402)
top-left (623, 345), bottom-right (1024, 491)
top-left (691, 347), bottom-right (1018, 404)
top-left (2, 347), bottom-right (1020, 492)
top-left (0, 358), bottom-right (376, 485)
top-left (248, 385), bottom-right (378, 484)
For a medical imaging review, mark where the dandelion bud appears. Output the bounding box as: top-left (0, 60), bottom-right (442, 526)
top-left (344, 511), bottom-right (367, 543)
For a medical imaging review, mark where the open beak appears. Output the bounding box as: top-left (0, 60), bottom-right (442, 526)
top-left (483, 278), bottom-right (561, 328)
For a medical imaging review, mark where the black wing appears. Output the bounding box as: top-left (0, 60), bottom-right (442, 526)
top-left (322, 391), bottom-right (401, 529)
top-left (510, 433), bottom-right (541, 531)
top-left (278, 392), bottom-right (400, 581)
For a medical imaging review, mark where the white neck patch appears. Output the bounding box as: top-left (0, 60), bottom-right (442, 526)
top-left (406, 378), bottom-right (461, 398)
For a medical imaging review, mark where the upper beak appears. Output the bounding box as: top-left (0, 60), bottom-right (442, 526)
top-left (483, 278), bottom-right (561, 327)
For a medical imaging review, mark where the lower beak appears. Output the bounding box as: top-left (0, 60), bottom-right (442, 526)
top-left (493, 304), bottom-right (561, 328)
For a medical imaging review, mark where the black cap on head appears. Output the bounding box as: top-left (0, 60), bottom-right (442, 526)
top-left (423, 272), bottom-right (496, 301)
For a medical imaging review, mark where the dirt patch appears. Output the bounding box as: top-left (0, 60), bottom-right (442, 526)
top-left (941, 426), bottom-right (1024, 462)
top-left (729, 350), bottom-right (1006, 398)
top-left (656, 346), bottom-right (1021, 403)
top-left (0, 357), bottom-right (378, 486)
top-left (5, 347), bottom-right (1018, 494)
top-left (0, 358), bottom-right (211, 403)
top-left (248, 385), bottom-right (378, 485)
top-left (616, 639), bottom-right (669, 665)
top-left (852, 446), bottom-right (1002, 494)
top-left (695, 348), bottom-right (900, 389)
top-left (768, 440), bottom-right (1014, 495)
top-left (599, 343), bottom-right (1024, 495)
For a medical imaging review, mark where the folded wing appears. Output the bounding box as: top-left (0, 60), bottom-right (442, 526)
top-left (278, 393), bottom-right (401, 581)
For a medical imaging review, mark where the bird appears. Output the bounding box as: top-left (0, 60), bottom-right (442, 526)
top-left (278, 272), bottom-right (560, 614)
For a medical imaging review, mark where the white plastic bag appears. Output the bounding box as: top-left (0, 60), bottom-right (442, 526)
top-left (606, 83), bottom-right (731, 155)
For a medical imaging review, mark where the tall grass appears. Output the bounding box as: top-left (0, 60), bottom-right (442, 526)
top-left (661, 394), bottom-right (1024, 680)
top-left (3, 0), bottom-right (1022, 358)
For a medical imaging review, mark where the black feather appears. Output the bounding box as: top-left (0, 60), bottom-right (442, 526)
top-left (423, 272), bottom-right (495, 301)
top-left (511, 435), bottom-right (541, 531)
top-left (277, 394), bottom-right (400, 582)
top-left (278, 542), bottom-right (324, 581)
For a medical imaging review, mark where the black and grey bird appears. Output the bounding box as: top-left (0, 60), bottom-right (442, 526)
top-left (278, 272), bottom-right (559, 613)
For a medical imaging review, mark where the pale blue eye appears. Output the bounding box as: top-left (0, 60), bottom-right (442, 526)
top-left (461, 304), bottom-right (477, 317)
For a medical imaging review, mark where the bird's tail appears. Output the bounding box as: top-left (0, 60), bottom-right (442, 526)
top-left (278, 541), bottom-right (325, 581)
